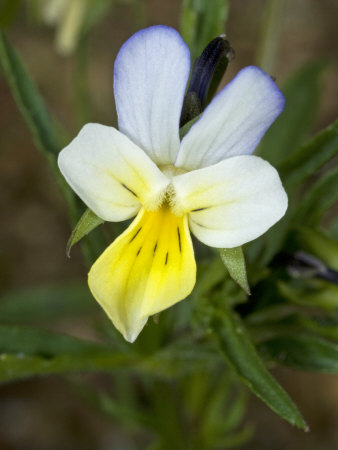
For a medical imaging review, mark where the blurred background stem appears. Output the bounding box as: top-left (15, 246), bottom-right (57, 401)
top-left (256, 0), bottom-right (288, 74)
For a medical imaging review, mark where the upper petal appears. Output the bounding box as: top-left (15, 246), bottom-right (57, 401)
top-left (114, 25), bottom-right (191, 166)
top-left (58, 123), bottom-right (169, 222)
top-left (175, 66), bottom-right (285, 171)
top-left (172, 155), bottom-right (288, 248)
top-left (88, 207), bottom-right (196, 342)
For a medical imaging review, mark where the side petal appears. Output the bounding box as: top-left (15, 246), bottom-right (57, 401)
top-left (175, 66), bottom-right (285, 171)
top-left (173, 155), bottom-right (288, 248)
top-left (114, 26), bottom-right (191, 166)
top-left (88, 207), bottom-right (196, 342)
top-left (58, 123), bottom-right (169, 221)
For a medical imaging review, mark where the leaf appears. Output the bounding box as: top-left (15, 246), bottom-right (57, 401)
top-left (259, 333), bottom-right (338, 373)
top-left (67, 208), bottom-right (104, 256)
top-left (212, 426), bottom-right (253, 449)
top-left (0, 282), bottom-right (95, 324)
top-left (0, 353), bottom-right (133, 384)
top-left (0, 32), bottom-right (76, 215)
top-left (220, 248), bottom-right (250, 294)
top-left (278, 120), bottom-right (338, 188)
top-left (291, 227), bottom-right (338, 271)
top-left (0, 326), bottom-right (219, 383)
top-left (211, 308), bottom-right (307, 430)
top-left (249, 314), bottom-right (338, 344)
top-left (278, 279), bottom-right (338, 310)
top-left (0, 325), bottom-right (111, 357)
top-left (0, 32), bottom-right (59, 157)
top-left (0, 326), bottom-right (132, 384)
top-left (180, 0), bottom-right (229, 61)
top-left (71, 380), bottom-right (156, 431)
top-left (259, 61), bottom-right (326, 166)
top-left (293, 167), bottom-right (338, 227)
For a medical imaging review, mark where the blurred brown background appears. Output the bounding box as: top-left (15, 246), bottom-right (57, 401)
top-left (1, 0), bottom-right (338, 448)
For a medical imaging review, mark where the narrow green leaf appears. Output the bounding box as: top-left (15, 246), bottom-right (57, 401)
top-left (0, 328), bottom-right (219, 383)
top-left (0, 32), bottom-right (76, 216)
top-left (67, 208), bottom-right (104, 256)
top-left (291, 227), bottom-right (338, 271)
top-left (0, 325), bottom-right (111, 356)
top-left (278, 279), bottom-right (338, 311)
top-left (211, 309), bottom-right (307, 430)
top-left (71, 381), bottom-right (156, 431)
top-left (0, 349), bottom-right (213, 384)
top-left (249, 314), bottom-right (338, 344)
top-left (180, 0), bottom-right (229, 60)
top-left (259, 334), bottom-right (338, 373)
top-left (220, 248), bottom-right (250, 294)
top-left (218, 388), bottom-right (248, 435)
top-left (294, 167), bottom-right (338, 226)
top-left (259, 61), bottom-right (326, 166)
top-left (0, 282), bottom-right (95, 324)
top-left (0, 353), bottom-right (134, 384)
top-left (212, 426), bottom-right (253, 449)
top-left (151, 381), bottom-right (188, 449)
top-left (0, 32), bottom-right (59, 156)
top-left (279, 120), bottom-right (338, 187)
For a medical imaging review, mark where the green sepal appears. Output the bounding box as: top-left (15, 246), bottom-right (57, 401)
top-left (211, 309), bottom-right (308, 430)
top-left (220, 247), bottom-right (250, 295)
top-left (179, 92), bottom-right (202, 129)
top-left (179, 113), bottom-right (201, 140)
top-left (67, 208), bottom-right (104, 257)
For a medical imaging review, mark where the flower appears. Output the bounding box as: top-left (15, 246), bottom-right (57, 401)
top-left (58, 26), bottom-right (288, 342)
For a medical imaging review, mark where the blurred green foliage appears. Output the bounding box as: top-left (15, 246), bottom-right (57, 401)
top-left (1, 0), bottom-right (338, 448)
top-left (181, 0), bottom-right (229, 60)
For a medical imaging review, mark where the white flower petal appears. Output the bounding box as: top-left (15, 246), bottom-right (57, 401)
top-left (176, 66), bottom-right (285, 171)
top-left (58, 123), bottom-right (169, 221)
top-left (114, 25), bottom-right (190, 166)
top-left (173, 155), bottom-right (288, 248)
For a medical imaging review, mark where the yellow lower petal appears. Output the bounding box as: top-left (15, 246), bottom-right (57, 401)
top-left (88, 206), bottom-right (196, 342)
